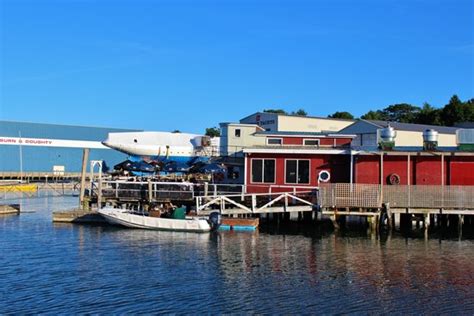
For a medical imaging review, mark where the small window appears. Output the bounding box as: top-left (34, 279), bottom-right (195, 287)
top-left (251, 159), bottom-right (262, 182)
top-left (251, 159), bottom-right (275, 183)
top-left (286, 160), bottom-right (297, 183)
top-left (285, 159), bottom-right (310, 184)
top-left (303, 139), bottom-right (319, 146)
top-left (235, 129), bottom-right (241, 137)
top-left (134, 139), bottom-right (138, 143)
top-left (267, 138), bottom-right (282, 145)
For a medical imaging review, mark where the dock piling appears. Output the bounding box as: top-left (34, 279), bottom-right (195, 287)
top-left (79, 148), bottom-right (89, 209)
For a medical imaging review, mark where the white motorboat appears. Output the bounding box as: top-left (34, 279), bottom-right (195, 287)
top-left (99, 207), bottom-right (219, 233)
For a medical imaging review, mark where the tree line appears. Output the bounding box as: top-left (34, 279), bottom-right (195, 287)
top-left (204, 95), bottom-right (473, 136)
top-left (264, 95), bottom-right (474, 126)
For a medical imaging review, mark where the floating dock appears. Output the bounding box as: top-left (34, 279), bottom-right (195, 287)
top-left (0, 204), bottom-right (21, 215)
top-left (220, 218), bottom-right (259, 231)
top-left (52, 209), bottom-right (106, 223)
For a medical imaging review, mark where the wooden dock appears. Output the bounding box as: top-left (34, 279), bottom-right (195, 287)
top-left (52, 209), bottom-right (106, 223)
top-left (57, 176), bottom-right (474, 234)
top-left (0, 204), bottom-right (20, 215)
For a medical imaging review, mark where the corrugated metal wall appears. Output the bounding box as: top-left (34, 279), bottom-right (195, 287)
top-left (0, 121), bottom-right (139, 140)
top-left (0, 121), bottom-right (141, 172)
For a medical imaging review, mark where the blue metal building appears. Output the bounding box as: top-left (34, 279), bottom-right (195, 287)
top-left (0, 121), bottom-right (141, 172)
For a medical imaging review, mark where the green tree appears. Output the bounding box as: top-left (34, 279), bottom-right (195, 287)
top-left (291, 109), bottom-right (308, 116)
top-left (328, 111), bottom-right (354, 120)
top-left (465, 98), bottom-right (474, 122)
top-left (441, 95), bottom-right (467, 126)
top-left (361, 110), bottom-right (385, 121)
top-left (415, 103), bottom-right (442, 125)
top-left (205, 127), bottom-right (220, 137)
top-left (263, 109), bottom-right (287, 114)
top-left (381, 103), bottom-right (420, 123)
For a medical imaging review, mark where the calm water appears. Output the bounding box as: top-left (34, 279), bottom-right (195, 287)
top-left (1, 196), bottom-right (473, 314)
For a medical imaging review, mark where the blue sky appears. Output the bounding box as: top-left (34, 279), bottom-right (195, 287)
top-left (0, 0), bottom-right (473, 133)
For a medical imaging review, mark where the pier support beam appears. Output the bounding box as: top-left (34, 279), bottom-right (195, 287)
top-left (329, 209), bottom-right (340, 230)
top-left (79, 148), bottom-right (89, 210)
top-left (458, 215), bottom-right (464, 238)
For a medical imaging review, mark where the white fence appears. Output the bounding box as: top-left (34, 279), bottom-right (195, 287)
top-left (319, 183), bottom-right (474, 209)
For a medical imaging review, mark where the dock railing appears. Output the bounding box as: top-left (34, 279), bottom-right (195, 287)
top-left (196, 189), bottom-right (318, 215)
top-left (95, 180), bottom-right (318, 203)
top-left (319, 183), bottom-right (474, 209)
top-left (95, 180), bottom-right (248, 202)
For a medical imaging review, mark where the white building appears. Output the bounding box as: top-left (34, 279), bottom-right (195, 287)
top-left (240, 112), bottom-right (354, 133)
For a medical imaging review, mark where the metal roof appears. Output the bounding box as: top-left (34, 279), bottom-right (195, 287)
top-left (254, 131), bottom-right (356, 137)
top-left (364, 120), bottom-right (459, 134)
top-left (244, 146), bottom-right (474, 156)
top-left (0, 120), bottom-right (141, 141)
top-left (243, 147), bottom-right (349, 154)
top-left (240, 111), bottom-right (355, 122)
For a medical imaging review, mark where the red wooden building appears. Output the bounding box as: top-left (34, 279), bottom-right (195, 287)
top-left (243, 132), bottom-right (354, 193)
top-left (242, 132), bottom-right (474, 193)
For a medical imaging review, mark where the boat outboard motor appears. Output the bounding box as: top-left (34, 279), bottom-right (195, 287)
top-left (208, 212), bottom-right (221, 231)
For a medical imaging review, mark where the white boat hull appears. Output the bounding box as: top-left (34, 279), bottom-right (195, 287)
top-left (99, 207), bottom-right (211, 232)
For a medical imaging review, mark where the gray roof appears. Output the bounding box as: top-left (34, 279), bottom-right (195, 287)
top-left (455, 122), bottom-right (474, 128)
top-left (254, 131), bottom-right (354, 137)
top-left (364, 120), bottom-right (459, 134)
top-left (240, 111), bottom-right (355, 122)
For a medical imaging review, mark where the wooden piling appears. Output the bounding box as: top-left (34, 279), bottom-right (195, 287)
top-left (79, 148), bottom-right (89, 209)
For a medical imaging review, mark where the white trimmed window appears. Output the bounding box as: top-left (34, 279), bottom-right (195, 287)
top-left (303, 139), bottom-right (320, 146)
top-left (251, 159), bottom-right (275, 183)
top-left (285, 159), bottom-right (310, 184)
top-left (267, 138), bottom-right (282, 145)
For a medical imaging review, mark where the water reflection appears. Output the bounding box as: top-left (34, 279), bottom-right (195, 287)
top-left (0, 196), bottom-right (473, 314)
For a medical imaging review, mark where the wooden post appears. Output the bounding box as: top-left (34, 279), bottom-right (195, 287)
top-left (380, 152), bottom-right (384, 205)
top-left (371, 213), bottom-right (379, 233)
top-left (251, 194), bottom-right (256, 212)
top-left (407, 154), bottom-right (411, 208)
top-left (79, 148), bottom-right (89, 209)
top-left (148, 179), bottom-right (153, 202)
top-left (97, 176), bottom-right (102, 209)
top-left (385, 202), bottom-right (393, 229)
top-left (441, 154), bottom-right (445, 208)
top-left (424, 213), bottom-right (430, 230)
top-left (458, 215), bottom-right (464, 232)
top-left (330, 209), bottom-right (340, 230)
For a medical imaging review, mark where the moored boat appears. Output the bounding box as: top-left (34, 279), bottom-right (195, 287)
top-left (99, 207), bottom-right (220, 232)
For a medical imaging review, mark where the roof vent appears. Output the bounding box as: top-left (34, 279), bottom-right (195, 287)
top-left (423, 129), bottom-right (438, 151)
top-left (378, 125), bottom-right (396, 150)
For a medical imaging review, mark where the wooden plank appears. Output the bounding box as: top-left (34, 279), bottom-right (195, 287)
top-left (321, 211), bottom-right (378, 216)
top-left (221, 218), bottom-right (259, 228)
top-left (198, 205), bottom-right (313, 215)
top-left (0, 204), bottom-right (20, 215)
top-left (390, 208), bottom-right (474, 215)
top-left (52, 209), bottom-right (106, 223)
